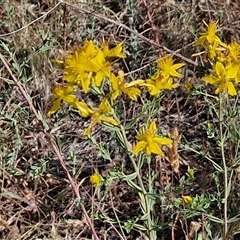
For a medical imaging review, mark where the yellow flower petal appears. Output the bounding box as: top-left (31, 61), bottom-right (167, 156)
top-left (157, 56), bottom-right (185, 78)
top-left (215, 62), bottom-right (226, 77)
top-left (147, 142), bottom-right (164, 156)
top-left (182, 195), bottom-right (193, 204)
top-left (149, 121), bottom-right (157, 134)
top-left (99, 99), bottom-right (111, 114)
top-left (126, 79), bottom-right (145, 87)
top-left (47, 99), bottom-right (61, 116)
top-left (81, 75), bottom-right (91, 93)
top-left (193, 21), bottom-right (222, 46)
top-left (100, 116), bottom-right (119, 126)
top-left (111, 89), bottom-right (120, 100)
top-left (132, 141), bottom-right (147, 155)
top-left (154, 137), bottom-right (173, 145)
top-left (122, 87), bottom-right (141, 101)
top-left (102, 41), bottom-right (126, 58)
top-left (226, 82), bottom-right (237, 96)
top-left (203, 75), bottom-right (220, 85)
top-left (133, 121), bottom-right (171, 156)
top-left (76, 101), bottom-right (92, 117)
top-left (64, 94), bottom-right (78, 106)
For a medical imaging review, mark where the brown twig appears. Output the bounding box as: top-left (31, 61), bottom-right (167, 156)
top-left (0, 2), bottom-right (62, 37)
top-left (62, 2), bottom-right (67, 55)
top-left (142, 0), bottom-right (160, 44)
top-left (0, 0), bottom-right (197, 66)
top-left (0, 52), bottom-right (100, 240)
top-left (60, 0), bottom-right (198, 66)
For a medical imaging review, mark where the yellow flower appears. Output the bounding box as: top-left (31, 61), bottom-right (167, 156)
top-left (101, 41), bottom-right (126, 58)
top-left (227, 41), bottom-right (240, 62)
top-left (47, 84), bottom-right (79, 116)
top-left (194, 21), bottom-right (222, 46)
top-left (226, 41), bottom-right (240, 83)
top-left (133, 121), bottom-right (173, 156)
top-left (157, 55), bottom-right (185, 79)
top-left (63, 41), bottom-right (112, 93)
top-left (76, 99), bottom-right (119, 135)
top-left (141, 72), bottom-right (179, 95)
top-left (203, 61), bottom-right (237, 96)
top-left (206, 41), bottom-right (226, 59)
top-left (90, 173), bottom-right (102, 186)
top-left (192, 21), bottom-right (227, 60)
top-left (227, 63), bottom-right (240, 84)
top-left (50, 41), bottom-right (125, 94)
top-left (192, 41), bottom-right (226, 60)
top-left (110, 71), bottom-right (144, 100)
top-left (182, 195), bottom-right (193, 204)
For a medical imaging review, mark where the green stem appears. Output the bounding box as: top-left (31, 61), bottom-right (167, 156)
top-left (119, 124), bottom-right (147, 193)
top-left (219, 94), bottom-right (228, 236)
top-left (116, 120), bottom-right (155, 239)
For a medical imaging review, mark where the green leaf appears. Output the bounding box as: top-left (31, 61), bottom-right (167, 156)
top-left (126, 179), bottom-right (142, 192)
top-left (228, 215), bottom-right (240, 223)
top-left (204, 213), bottom-right (223, 223)
top-left (133, 223), bottom-right (147, 231)
top-left (0, 191), bottom-right (25, 201)
top-left (123, 172), bottom-right (137, 181)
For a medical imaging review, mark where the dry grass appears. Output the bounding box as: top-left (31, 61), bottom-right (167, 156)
top-left (0, 0), bottom-right (240, 239)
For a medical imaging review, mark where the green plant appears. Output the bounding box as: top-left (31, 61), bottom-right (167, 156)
top-left (1, 1), bottom-right (240, 238)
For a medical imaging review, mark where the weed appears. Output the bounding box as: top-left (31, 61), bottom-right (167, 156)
top-left (1, 1), bottom-right (240, 240)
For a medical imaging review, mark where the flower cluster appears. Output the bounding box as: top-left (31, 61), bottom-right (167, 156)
top-left (140, 55), bottom-right (185, 95)
top-left (193, 20), bottom-right (226, 59)
top-left (48, 40), bottom-right (185, 137)
top-left (45, 21), bottom-right (240, 232)
top-left (194, 21), bottom-right (240, 96)
top-left (63, 40), bottom-right (126, 93)
top-left (48, 40), bottom-right (127, 134)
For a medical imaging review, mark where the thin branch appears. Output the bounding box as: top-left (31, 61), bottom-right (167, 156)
top-left (60, 0), bottom-right (198, 66)
top-left (0, 2), bottom-right (62, 37)
top-left (142, 0), bottom-right (159, 44)
top-left (0, 52), bottom-right (100, 240)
